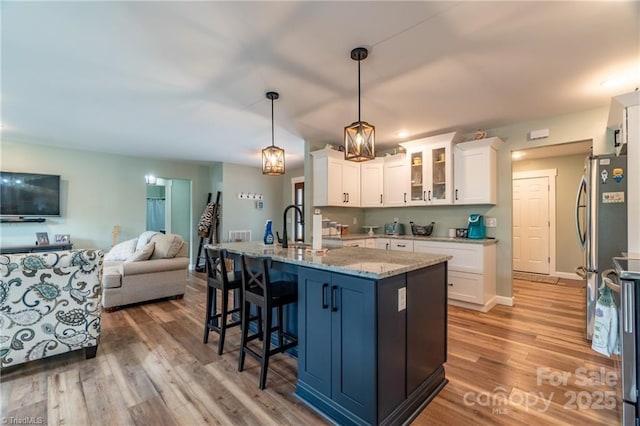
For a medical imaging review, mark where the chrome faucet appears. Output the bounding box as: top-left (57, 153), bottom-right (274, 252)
top-left (278, 204), bottom-right (304, 248)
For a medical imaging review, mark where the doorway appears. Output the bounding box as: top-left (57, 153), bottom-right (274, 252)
top-left (146, 177), bottom-right (192, 253)
top-left (511, 140), bottom-right (591, 279)
top-left (292, 176), bottom-right (304, 242)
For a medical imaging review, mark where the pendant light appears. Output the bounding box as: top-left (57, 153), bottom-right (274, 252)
top-left (262, 91), bottom-right (285, 175)
top-left (344, 47), bottom-right (375, 162)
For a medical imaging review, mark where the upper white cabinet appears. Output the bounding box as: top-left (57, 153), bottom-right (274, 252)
top-left (453, 137), bottom-right (503, 205)
top-left (382, 154), bottom-right (409, 206)
top-left (312, 149), bottom-right (361, 207)
top-left (360, 158), bottom-right (384, 207)
top-left (400, 132), bottom-right (460, 206)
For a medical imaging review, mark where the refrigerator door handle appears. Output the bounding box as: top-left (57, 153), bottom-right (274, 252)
top-left (575, 174), bottom-right (587, 250)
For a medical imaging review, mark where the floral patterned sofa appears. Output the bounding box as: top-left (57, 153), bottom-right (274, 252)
top-left (0, 249), bottom-right (104, 368)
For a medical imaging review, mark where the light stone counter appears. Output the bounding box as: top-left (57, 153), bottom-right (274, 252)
top-left (211, 241), bottom-right (451, 279)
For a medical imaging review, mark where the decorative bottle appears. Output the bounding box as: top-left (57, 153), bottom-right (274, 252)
top-left (264, 220), bottom-right (274, 245)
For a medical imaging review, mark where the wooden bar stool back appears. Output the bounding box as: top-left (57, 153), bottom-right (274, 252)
top-left (238, 254), bottom-right (298, 389)
top-left (203, 247), bottom-right (242, 355)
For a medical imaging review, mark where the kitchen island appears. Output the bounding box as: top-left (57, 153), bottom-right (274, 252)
top-left (213, 242), bottom-right (451, 426)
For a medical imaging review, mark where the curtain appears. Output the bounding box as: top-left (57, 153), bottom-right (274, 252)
top-left (146, 198), bottom-right (165, 232)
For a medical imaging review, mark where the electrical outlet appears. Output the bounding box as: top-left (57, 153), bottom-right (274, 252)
top-left (393, 217), bottom-right (399, 223)
top-left (353, 217), bottom-right (357, 224)
top-left (485, 217), bottom-right (497, 227)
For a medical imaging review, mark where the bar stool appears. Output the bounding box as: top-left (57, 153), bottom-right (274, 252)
top-left (238, 254), bottom-right (298, 389)
top-left (203, 247), bottom-right (244, 355)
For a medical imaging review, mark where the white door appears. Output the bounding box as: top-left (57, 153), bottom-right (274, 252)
top-left (513, 177), bottom-right (550, 274)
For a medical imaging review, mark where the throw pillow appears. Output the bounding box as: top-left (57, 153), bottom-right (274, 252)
top-left (136, 231), bottom-right (160, 251)
top-left (104, 238), bottom-right (138, 261)
top-left (125, 242), bottom-right (155, 263)
top-left (150, 233), bottom-right (183, 259)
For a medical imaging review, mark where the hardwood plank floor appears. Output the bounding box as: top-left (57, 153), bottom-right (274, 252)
top-left (1, 275), bottom-right (621, 425)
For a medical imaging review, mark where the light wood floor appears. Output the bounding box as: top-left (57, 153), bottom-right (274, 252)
top-left (1, 275), bottom-right (621, 425)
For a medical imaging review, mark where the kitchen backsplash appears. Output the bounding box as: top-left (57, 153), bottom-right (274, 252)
top-left (316, 205), bottom-right (495, 238)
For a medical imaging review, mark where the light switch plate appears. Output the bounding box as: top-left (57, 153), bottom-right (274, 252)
top-left (398, 287), bottom-right (406, 311)
top-left (485, 217), bottom-right (497, 227)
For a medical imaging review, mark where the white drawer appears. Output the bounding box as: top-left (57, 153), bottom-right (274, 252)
top-left (343, 239), bottom-right (365, 247)
top-left (413, 241), bottom-right (483, 273)
top-left (389, 239), bottom-right (414, 252)
top-left (374, 238), bottom-right (390, 250)
top-left (364, 239), bottom-right (376, 249)
top-left (447, 270), bottom-right (483, 304)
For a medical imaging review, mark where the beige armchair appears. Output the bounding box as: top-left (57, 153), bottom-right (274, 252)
top-left (101, 232), bottom-right (189, 310)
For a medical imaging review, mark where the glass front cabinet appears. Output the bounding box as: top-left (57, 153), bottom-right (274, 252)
top-left (403, 134), bottom-right (456, 205)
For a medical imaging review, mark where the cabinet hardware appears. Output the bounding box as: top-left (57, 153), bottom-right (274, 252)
top-left (423, 191), bottom-right (426, 201)
top-left (322, 283), bottom-right (329, 309)
top-left (380, 194), bottom-right (383, 204)
top-left (455, 189), bottom-right (458, 200)
top-left (331, 285), bottom-right (338, 312)
top-left (343, 193), bottom-right (347, 203)
top-left (448, 283), bottom-right (454, 286)
top-left (428, 190), bottom-right (431, 201)
top-left (346, 193), bottom-right (350, 203)
top-left (403, 193), bottom-right (407, 203)
top-left (397, 244), bottom-right (406, 248)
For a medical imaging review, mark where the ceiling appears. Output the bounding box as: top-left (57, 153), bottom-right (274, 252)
top-left (2, 1), bottom-right (638, 169)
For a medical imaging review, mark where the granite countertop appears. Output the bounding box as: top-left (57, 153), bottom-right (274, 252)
top-left (613, 257), bottom-right (640, 280)
top-left (324, 233), bottom-right (498, 245)
top-left (209, 242), bottom-right (451, 279)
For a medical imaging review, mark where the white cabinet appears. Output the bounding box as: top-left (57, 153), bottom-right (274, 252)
top-left (364, 238), bottom-right (376, 249)
top-left (453, 137), bottom-right (503, 205)
top-left (374, 238), bottom-right (390, 250)
top-left (400, 132), bottom-right (458, 205)
top-left (413, 240), bottom-right (496, 312)
top-left (389, 239), bottom-right (413, 252)
top-left (360, 158), bottom-right (384, 207)
top-left (312, 149), bottom-right (361, 207)
top-left (382, 154), bottom-right (409, 206)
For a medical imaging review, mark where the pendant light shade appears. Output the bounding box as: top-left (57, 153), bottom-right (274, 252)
top-left (262, 91), bottom-right (285, 175)
top-left (344, 47), bottom-right (375, 162)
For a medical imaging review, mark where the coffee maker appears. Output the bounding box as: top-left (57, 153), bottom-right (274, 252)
top-left (467, 214), bottom-right (486, 239)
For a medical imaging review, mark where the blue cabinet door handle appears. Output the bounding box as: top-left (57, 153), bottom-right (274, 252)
top-left (322, 283), bottom-right (329, 309)
top-left (331, 285), bottom-right (338, 312)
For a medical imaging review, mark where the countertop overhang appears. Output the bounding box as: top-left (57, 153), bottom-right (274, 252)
top-left (209, 242), bottom-right (451, 279)
top-left (613, 256), bottom-right (640, 280)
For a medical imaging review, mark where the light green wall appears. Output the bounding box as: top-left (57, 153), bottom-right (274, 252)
top-left (169, 178), bottom-right (192, 248)
top-left (219, 163), bottom-right (286, 243)
top-left (513, 153), bottom-right (587, 274)
top-left (0, 141), bottom-right (210, 264)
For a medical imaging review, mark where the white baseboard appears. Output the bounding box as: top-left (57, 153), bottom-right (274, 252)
top-left (554, 271), bottom-right (582, 281)
top-left (448, 297), bottom-right (497, 313)
top-left (495, 296), bottom-right (515, 307)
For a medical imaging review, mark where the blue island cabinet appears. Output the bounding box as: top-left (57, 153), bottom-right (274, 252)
top-left (296, 262), bottom-right (448, 426)
top-left (296, 267), bottom-right (376, 424)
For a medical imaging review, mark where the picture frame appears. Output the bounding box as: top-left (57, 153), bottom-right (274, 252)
top-left (36, 232), bottom-right (50, 245)
top-left (55, 234), bottom-right (70, 243)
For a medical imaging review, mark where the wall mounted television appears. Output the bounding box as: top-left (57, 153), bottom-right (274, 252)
top-left (0, 172), bottom-right (61, 217)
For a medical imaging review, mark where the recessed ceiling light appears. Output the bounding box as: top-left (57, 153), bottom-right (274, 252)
top-left (397, 131), bottom-right (409, 138)
top-left (601, 78), bottom-right (625, 88)
top-left (512, 151), bottom-right (525, 160)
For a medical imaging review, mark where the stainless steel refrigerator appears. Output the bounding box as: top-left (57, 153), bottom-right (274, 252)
top-left (575, 154), bottom-right (628, 340)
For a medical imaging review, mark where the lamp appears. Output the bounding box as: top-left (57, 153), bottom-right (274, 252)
top-left (344, 47), bottom-right (375, 162)
top-left (262, 91), bottom-right (285, 175)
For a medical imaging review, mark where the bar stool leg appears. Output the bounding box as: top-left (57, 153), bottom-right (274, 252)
top-left (238, 300), bottom-right (250, 372)
top-left (259, 306), bottom-right (272, 390)
top-left (218, 288), bottom-right (229, 355)
top-left (203, 285), bottom-right (214, 344)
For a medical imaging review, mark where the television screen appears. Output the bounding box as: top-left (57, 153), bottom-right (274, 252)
top-left (0, 172), bottom-right (61, 216)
